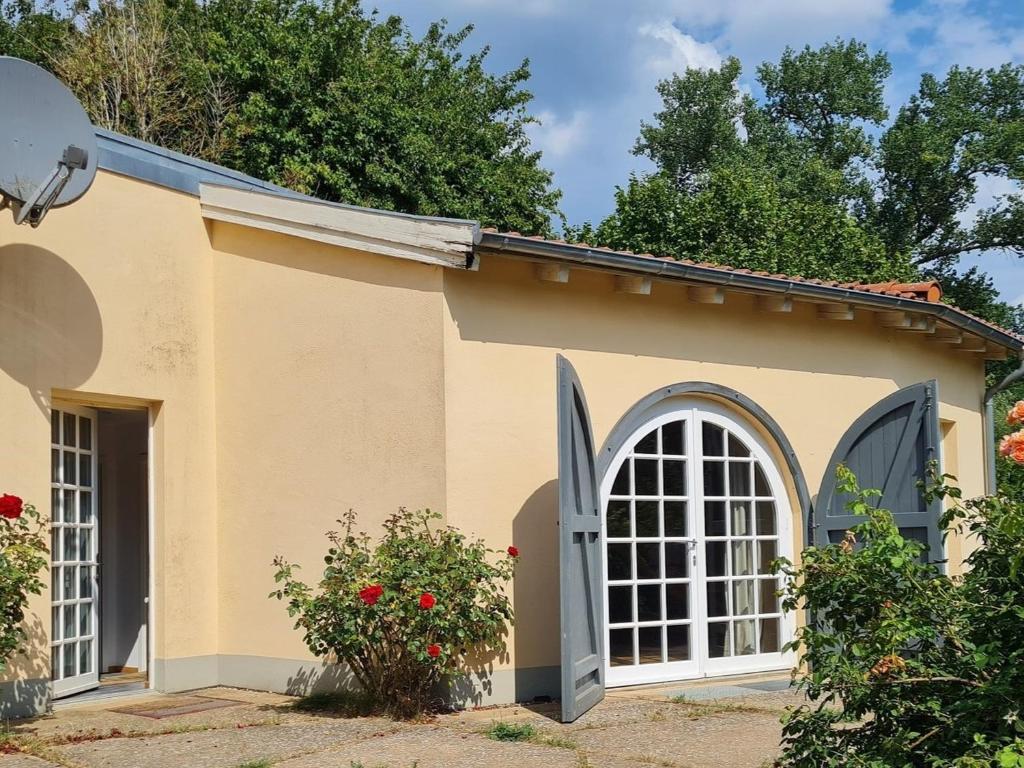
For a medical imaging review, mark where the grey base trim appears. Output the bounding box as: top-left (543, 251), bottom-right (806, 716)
top-left (0, 678), bottom-right (50, 719)
top-left (151, 654), bottom-right (558, 706)
top-left (218, 655), bottom-right (356, 696)
top-left (152, 655), bottom-right (219, 693)
top-left (445, 665), bottom-right (560, 707)
top-left (0, 656), bottom-right (558, 715)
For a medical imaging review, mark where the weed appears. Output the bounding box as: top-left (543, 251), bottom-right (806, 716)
top-left (238, 761), bottom-right (273, 768)
top-left (485, 721), bottom-right (536, 742)
top-left (669, 694), bottom-right (776, 717)
top-left (531, 733), bottom-right (578, 750)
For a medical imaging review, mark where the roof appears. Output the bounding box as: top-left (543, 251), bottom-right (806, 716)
top-left (95, 129), bottom-right (477, 227)
top-left (92, 127), bottom-right (1021, 356)
top-left (477, 230), bottom-right (1023, 356)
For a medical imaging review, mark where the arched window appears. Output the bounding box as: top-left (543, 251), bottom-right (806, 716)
top-left (600, 400), bottom-right (794, 686)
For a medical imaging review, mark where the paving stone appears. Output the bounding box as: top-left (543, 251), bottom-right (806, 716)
top-left (0, 756), bottom-right (62, 768)
top-left (12, 690), bottom-right (307, 744)
top-left (572, 707), bottom-right (785, 768)
top-left (275, 728), bottom-right (582, 768)
top-left (1, 683), bottom-right (798, 768)
top-left (53, 717), bottom-right (405, 768)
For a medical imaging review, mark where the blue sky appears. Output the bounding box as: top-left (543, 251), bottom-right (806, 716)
top-left (372, 0), bottom-right (1024, 303)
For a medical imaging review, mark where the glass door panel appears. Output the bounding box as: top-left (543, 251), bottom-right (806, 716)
top-left (50, 406), bottom-right (99, 699)
top-left (604, 416), bottom-right (699, 686)
top-left (698, 416), bottom-right (787, 674)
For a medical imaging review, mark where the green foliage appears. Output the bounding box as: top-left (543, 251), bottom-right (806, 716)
top-left (484, 721), bottom-right (536, 742)
top-left (573, 163), bottom-right (904, 283)
top-left (272, 508), bottom-right (516, 719)
top-left (0, 499), bottom-right (48, 670)
top-left (0, 0), bottom-right (560, 233)
top-left (775, 466), bottom-right (1024, 766)
top-left (878, 64), bottom-right (1024, 267)
top-left (577, 37), bottom-right (1024, 328)
top-left (634, 57), bottom-right (748, 191)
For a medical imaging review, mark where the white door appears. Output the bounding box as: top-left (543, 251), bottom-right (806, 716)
top-left (601, 401), bottom-right (794, 687)
top-left (50, 406), bottom-right (99, 698)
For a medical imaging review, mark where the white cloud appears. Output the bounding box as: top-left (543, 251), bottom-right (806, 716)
top-left (652, 0), bottom-right (893, 64)
top-left (638, 21), bottom-right (723, 76)
top-left (527, 110), bottom-right (591, 160)
top-left (884, 0), bottom-right (1024, 68)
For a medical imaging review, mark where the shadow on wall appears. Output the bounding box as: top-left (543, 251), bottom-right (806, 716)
top-left (0, 244), bottom-right (103, 415)
top-left (441, 263), bottom-right (981, 408)
top-left (283, 661), bottom-right (357, 697)
top-left (511, 479), bottom-right (560, 703)
top-left (0, 611), bottom-right (50, 718)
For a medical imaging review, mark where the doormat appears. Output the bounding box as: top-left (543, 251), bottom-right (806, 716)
top-left (109, 696), bottom-right (244, 719)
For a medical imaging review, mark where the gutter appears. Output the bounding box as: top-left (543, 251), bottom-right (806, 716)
top-left (984, 360), bottom-right (1024, 493)
top-left (478, 233), bottom-right (1024, 352)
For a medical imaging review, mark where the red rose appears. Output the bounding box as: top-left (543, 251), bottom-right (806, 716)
top-left (507, 546), bottom-right (519, 558)
top-left (358, 584), bottom-right (383, 606)
top-left (0, 495), bottom-right (23, 520)
top-left (427, 644), bottom-right (441, 658)
top-left (419, 593), bottom-right (436, 610)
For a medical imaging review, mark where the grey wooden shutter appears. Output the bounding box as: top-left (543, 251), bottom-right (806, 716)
top-left (557, 354), bottom-right (605, 723)
top-left (815, 380), bottom-right (943, 561)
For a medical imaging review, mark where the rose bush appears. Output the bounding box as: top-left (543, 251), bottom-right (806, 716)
top-left (0, 496), bottom-right (48, 668)
top-left (775, 465), bottom-right (1024, 766)
top-left (272, 508), bottom-right (517, 718)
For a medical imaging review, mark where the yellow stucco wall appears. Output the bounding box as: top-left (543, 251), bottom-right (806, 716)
top-left (0, 170), bottom-right (220, 689)
top-left (0, 164), bottom-right (995, 709)
top-left (209, 222), bottom-right (448, 664)
top-left (441, 254), bottom-right (987, 676)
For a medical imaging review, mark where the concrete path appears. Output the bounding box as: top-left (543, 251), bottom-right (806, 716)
top-left (0, 676), bottom-right (802, 768)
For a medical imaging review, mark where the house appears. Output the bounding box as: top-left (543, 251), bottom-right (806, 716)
top-left (0, 129), bottom-right (1019, 721)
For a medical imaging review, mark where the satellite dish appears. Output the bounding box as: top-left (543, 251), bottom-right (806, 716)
top-left (0, 56), bottom-right (97, 227)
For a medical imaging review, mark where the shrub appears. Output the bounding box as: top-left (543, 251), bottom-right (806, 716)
top-left (272, 508), bottom-right (517, 718)
top-left (775, 464), bottom-right (1024, 766)
top-left (0, 495), bottom-right (48, 669)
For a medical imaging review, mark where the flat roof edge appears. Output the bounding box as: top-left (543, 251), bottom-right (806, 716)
top-left (94, 128), bottom-right (479, 228)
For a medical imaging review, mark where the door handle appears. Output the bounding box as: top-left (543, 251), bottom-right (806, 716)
top-left (680, 537), bottom-right (699, 567)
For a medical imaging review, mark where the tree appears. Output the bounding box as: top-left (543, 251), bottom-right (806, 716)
top-left (576, 39), bottom-right (1024, 327)
top-left (51, 0), bottom-right (232, 159)
top-left (0, 0), bottom-right (561, 233)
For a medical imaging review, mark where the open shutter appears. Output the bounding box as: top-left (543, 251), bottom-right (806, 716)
top-left (815, 380), bottom-right (943, 561)
top-left (557, 354), bottom-right (604, 723)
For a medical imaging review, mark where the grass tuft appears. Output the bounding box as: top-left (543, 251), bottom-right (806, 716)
top-left (669, 694), bottom-right (778, 717)
top-left (531, 733), bottom-right (578, 750)
top-left (485, 721), bottom-right (536, 742)
top-left (237, 761), bottom-right (273, 768)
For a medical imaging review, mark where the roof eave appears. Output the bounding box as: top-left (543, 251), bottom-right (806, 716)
top-left (478, 232), bottom-right (1023, 355)
top-left (200, 184), bottom-right (479, 270)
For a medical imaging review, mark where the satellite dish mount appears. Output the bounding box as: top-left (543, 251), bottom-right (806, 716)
top-left (1, 144), bottom-right (90, 227)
